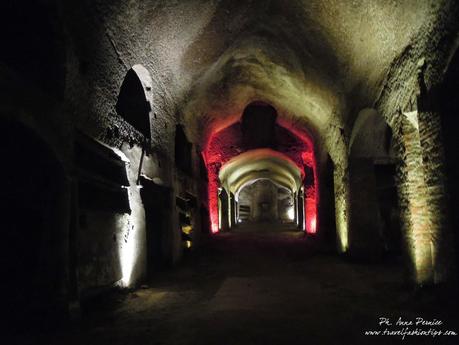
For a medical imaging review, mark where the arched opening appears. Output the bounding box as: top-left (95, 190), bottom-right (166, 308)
top-left (349, 108), bottom-right (401, 260)
top-left (202, 102), bottom-right (318, 235)
top-left (218, 149), bottom-right (304, 232)
top-left (116, 66), bottom-right (152, 137)
top-left (0, 120), bottom-right (67, 331)
top-left (236, 179), bottom-right (296, 228)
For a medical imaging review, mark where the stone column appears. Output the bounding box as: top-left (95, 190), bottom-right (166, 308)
top-left (297, 188), bottom-right (305, 230)
top-left (229, 192), bottom-right (236, 229)
top-left (218, 188), bottom-right (230, 231)
top-left (416, 66), bottom-right (455, 283)
top-left (293, 191), bottom-right (298, 226)
top-left (334, 165), bottom-right (350, 253)
top-left (394, 111), bottom-right (433, 285)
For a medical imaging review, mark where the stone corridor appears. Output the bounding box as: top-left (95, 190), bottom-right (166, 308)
top-left (2, 1), bottom-right (459, 343)
top-left (19, 230), bottom-right (459, 345)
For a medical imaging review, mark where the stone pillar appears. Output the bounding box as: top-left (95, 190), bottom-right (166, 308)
top-left (229, 192), bottom-right (236, 229)
top-left (219, 188), bottom-right (229, 231)
top-left (235, 199), bottom-right (239, 224)
top-left (233, 196), bottom-right (238, 227)
top-left (297, 189), bottom-right (305, 230)
top-left (293, 191), bottom-right (298, 226)
top-left (394, 111), bottom-right (434, 285)
top-left (416, 68), bottom-right (455, 283)
top-left (334, 165), bottom-right (350, 253)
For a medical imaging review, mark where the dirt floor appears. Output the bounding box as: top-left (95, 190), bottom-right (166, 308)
top-left (11, 230), bottom-right (459, 345)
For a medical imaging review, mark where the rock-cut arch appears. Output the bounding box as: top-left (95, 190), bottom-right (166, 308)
top-left (116, 65), bottom-right (153, 138)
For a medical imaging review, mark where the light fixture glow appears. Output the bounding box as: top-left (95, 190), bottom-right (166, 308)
top-left (308, 217), bottom-right (317, 234)
top-left (287, 207), bottom-right (295, 220)
top-left (116, 145), bottom-right (146, 288)
top-left (119, 187), bottom-right (142, 287)
top-left (335, 184), bottom-right (349, 253)
top-left (120, 224), bottom-right (136, 286)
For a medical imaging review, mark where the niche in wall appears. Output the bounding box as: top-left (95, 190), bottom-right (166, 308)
top-left (116, 68), bottom-right (151, 138)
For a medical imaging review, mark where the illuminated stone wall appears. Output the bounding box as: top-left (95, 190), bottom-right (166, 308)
top-left (417, 107), bottom-right (454, 283)
top-left (334, 164), bottom-right (350, 253)
top-left (373, 104), bottom-right (454, 285)
top-left (373, 2), bottom-right (459, 284)
top-left (393, 114), bottom-right (433, 284)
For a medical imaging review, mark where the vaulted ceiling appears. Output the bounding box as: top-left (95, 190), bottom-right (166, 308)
top-left (90, 0), bottom-right (454, 157)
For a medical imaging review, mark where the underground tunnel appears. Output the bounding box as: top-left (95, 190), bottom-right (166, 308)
top-left (1, 0), bottom-right (459, 344)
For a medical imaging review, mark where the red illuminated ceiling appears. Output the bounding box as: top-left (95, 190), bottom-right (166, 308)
top-left (202, 113), bottom-right (318, 234)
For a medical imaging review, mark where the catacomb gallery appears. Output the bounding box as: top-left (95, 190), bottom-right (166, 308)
top-left (1, 1), bottom-right (459, 344)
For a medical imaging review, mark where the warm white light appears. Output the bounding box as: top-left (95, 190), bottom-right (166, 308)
top-left (287, 207), bottom-right (295, 220)
top-left (120, 220), bottom-right (136, 286)
top-left (120, 187), bottom-right (142, 287)
top-left (115, 145), bottom-right (146, 288)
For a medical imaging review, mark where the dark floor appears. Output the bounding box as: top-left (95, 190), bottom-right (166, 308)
top-left (13, 229), bottom-right (459, 345)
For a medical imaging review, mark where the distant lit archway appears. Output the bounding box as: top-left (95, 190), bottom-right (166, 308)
top-left (219, 149), bottom-right (303, 230)
top-left (236, 179), bottom-right (295, 225)
top-left (202, 102), bottom-right (318, 234)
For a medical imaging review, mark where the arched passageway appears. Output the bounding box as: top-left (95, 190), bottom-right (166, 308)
top-left (236, 179), bottom-right (295, 225)
top-left (219, 149), bottom-right (303, 232)
top-left (3, 1), bottom-right (459, 343)
top-left (202, 102), bottom-right (318, 235)
top-left (349, 109), bottom-right (401, 260)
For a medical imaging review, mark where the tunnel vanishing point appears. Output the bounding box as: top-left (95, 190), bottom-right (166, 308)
top-left (2, 0), bottom-right (459, 343)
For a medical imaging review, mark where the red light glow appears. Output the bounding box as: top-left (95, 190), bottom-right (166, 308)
top-left (202, 114), bottom-right (319, 235)
top-left (308, 216), bottom-right (317, 234)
